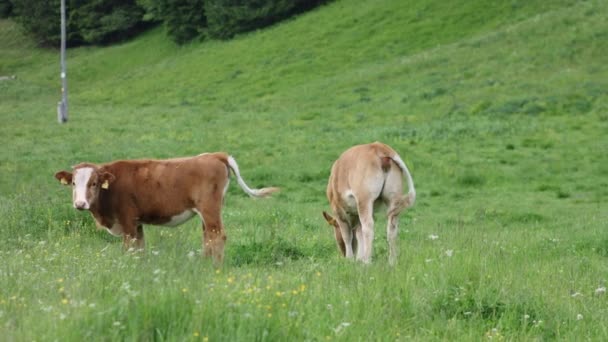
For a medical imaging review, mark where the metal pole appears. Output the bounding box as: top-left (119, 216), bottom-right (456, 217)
top-left (58, 0), bottom-right (68, 123)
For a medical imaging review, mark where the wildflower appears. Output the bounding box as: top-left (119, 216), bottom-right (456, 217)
top-left (428, 234), bottom-right (439, 240)
top-left (57, 278), bottom-right (64, 283)
top-left (576, 314), bottom-right (583, 320)
top-left (570, 292), bottom-right (582, 298)
top-left (152, 250), bottom-right (160, 256)
top-left (316, 272), bottom-right (322, 277)
top-left (193, 332), bottom-right (199, 337)
top-left (445, 249), bottom-right (454, 257)
top-left (182, 288), bottom-right (188, 293)
top-left (595, 286), bottom-right (606, 295)
top-left (188, 251), bottom-right (196, 258)
top-left (333, 322), bottom-right (351, 333)
top-left (227, 277), bottom-right (234, 284)
top-left (61, 299), bottom-right (69, 305)
top-left (203, 337), bottom-right (209, 342)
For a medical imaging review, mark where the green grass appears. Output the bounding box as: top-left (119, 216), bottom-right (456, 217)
top-left (1, 0), bottom-right (608, 340)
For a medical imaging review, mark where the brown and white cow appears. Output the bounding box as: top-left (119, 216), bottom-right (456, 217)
top-left (322, 142), bottom-right (415, 265)
top-left (55, 152), bottom-right (279, 264)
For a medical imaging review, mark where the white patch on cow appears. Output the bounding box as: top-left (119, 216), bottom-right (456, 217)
top-left (342, 189), bottom-right (358, 212)
top-left (105, 223), bottom-right (124, 236)
top-left (73, 167), bottom-right (94, 209)
top-left (164, 210), bottom-right (195, 227)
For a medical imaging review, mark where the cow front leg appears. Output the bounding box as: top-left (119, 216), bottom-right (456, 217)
top-left (336, 217), bottom-right (355, 259)
top-left (122, 223), bottom-right (145, 251)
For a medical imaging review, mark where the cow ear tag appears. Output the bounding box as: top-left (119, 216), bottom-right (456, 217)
top-left (60, 178), bottom-right (68, 185)
top-left (101, 180), bottom-right (109, 189)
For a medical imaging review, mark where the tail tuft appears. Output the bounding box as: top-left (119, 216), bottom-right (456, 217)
top-left (226, 156), bottom-right (279, 198)
top-left (252, 187), bottom-right (280, 197)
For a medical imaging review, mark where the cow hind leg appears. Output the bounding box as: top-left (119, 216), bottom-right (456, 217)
top-left (196, 204), bottom-right (226, 265)
top-left (357, 201), bottom-right (375, 264)
top-left (354, 223), bottom-right (364, 261)
top-left (386, 214), bottom-right (399, 265)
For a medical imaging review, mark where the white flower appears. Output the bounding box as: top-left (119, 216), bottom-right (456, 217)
top-left (595, 286), bottom-right (606, 295)
top-left (152, 250), bottom-right (160, 256)
top-left (113, 321), bottom-right (121, 326)
top-left (428, 234), bottom-right (439, 240)
top-left (571, 292), bottom-right (582, 298)
top-left (187, 251), bottom-right (196, 258)
top-left (333, 322), bottom-right (351, 333)
top-left (576, 314), bottom-right (583, 320)
top-left (445, 249), bottom-right (454, 257)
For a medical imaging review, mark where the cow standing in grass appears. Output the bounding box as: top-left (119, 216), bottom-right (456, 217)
top-left (323, 142), bottom-right (415, 265)
top-left (55, 152), bottom-right (279, 264)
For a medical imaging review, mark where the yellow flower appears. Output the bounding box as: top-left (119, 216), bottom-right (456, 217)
top-left (57, 278), bottom-right (64, 283)
top-left (61, 299), bottom-right (69, 305)
top-left (300, 284), bottom-right (306, 292)
top-left (182, 288), bottom-right (188, 293)
top-left (316, 272), bottom-right (321, 277)
top-left (193, 332), bottom-right (199, 337)
top-left (267, 313), bottom-right (272, 318)
top-left (203, 336), bottom-right (209, 342)
top-left (227, 277), bottom-right (234, 284)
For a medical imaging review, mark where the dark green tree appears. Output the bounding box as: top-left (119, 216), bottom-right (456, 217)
top-left (0, 0), bottom-right (12, 18)
top-left (157, 0), bottom-right (207, 44)
top-left (205, 0), bottom-right (327, 40)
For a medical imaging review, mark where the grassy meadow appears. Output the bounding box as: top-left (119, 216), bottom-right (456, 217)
top-left (1, 0), bottom-right (608, 340)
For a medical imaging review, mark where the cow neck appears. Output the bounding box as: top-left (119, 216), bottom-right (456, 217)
top-left (90, 189), bottom-right (114, 226)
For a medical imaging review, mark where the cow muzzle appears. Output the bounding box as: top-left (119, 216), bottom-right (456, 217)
top-left (74, 201), bottom-right (89, 210)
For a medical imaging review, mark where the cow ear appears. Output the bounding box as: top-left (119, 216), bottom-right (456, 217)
top-left (322, 211), bottom-right (337, 227)
top-left (55, 171), bottom-right (73, 186)
top-left (100, 172), bottom-right (116, 190)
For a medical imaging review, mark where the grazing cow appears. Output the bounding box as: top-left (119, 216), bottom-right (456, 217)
top-left (322, 142), bottom-right (415, 265)
top-left (55, 152), bottom-right (279, 264)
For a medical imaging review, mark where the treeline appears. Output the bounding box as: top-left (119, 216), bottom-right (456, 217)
top-left (0, 0), bottom-right (327, 46)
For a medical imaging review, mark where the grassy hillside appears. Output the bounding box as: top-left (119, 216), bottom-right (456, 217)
top-left (1, 0), bottom-right (607, 340)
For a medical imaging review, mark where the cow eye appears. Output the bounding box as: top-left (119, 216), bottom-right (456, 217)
top-left (91, 182), bottom-right (97, 187)
top-left (72, 182), bottom-right (75, 186)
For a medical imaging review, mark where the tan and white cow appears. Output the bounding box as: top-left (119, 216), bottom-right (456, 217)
top-left (322, 142), bottom-right (415, 265)
top-left (55, 152), bottom-right (279, 264)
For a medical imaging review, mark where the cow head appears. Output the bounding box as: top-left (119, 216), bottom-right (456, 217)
top-left (322, 211), bottom-right (347, 257)
top-left (55, 164), bottom-right (115, 210)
